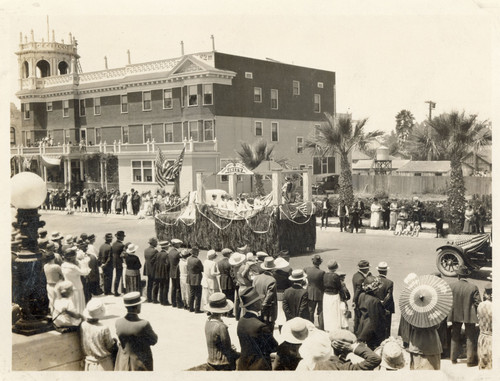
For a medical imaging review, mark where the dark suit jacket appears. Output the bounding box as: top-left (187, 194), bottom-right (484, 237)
top-left (111, 240), bottom-right (125, 269)
top-left (283, 284), bottom-right (309, 320)
top-left (217, 257), bottom-right (235, 291)
top-left (352, 271), bottom-right (371, 307)
top-left (143, 246), bottom-right (158, 277)
top-left (314, 343), bottom-right (381, 370)
top-left (236, 312), bottom-right (278, 370)
top-left (186, 256), bottom-right (203, 286)
top-left (272, 266), bottom-right (292, 293)
top-left (448, 279), bottom-right (481, 324)
top-left (98, 242), bottom-right (113, 269)
top-left (87, 254), bottom-right (100, 283)
top-left (253, 271), bottom-right (278, 323)
top-left (154, 250), bottom-right (170, 280)
top-left (304, 265), bottom-right (325, 301)
top-left (114, 313), bottom-right (158, 371)
top-left (167, 247), bottom-right (181, 279)
top-left (356, 292), bottom-right (386, 349)
top-left (374, 275), bottom-right (395, 313)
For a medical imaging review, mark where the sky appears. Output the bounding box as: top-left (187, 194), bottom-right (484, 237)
top-left (2, 0), bottom-right (499, 135)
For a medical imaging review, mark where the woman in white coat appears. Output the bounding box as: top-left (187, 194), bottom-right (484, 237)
top-left (61, 248), bottom-right (90, 314)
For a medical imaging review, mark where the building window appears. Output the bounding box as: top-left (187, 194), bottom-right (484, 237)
top-left (63, 100), bottom-right (69, 117)
top-left (313, 156), bottom-right (335, 174)
top-left (10, 127), bottom-right (16, 146)
top-left (143, 91), bottom-right (152, 111)
top-left (296, 136), bottom-right (304, 154)
top-left (204, 120), bottom-right (215, 141)
top-left (163, 89), bottom-right (173, 109)
top-left (94, 97), bottom-right (101, 115)
top-left (317, 82), bottom-right (324, 88)
top-left (64, 129), bottom-right (71, 144)
top-left (143, 124), bottom-right (152, 142)
top-left (203, 84), bottom-right (213, 105)
top-left (189, 120), bottom-right (199, 141)
top-left (46, 102), bottom-right (53, 112)
top-left (255, 121), bottom-right (263, 136)
top-left (121, 94), bottom-right (128, 113)
top-left (165, 123), bottom-right (174, 142)
top-left (293, 80), bottom-right (300, 96)
top-left (132, 160), bottom-right (153, 183)
top-left (321, 158), bottom-right (328, 174)
top-left (79, 99), bottom-right (86, 117)
top-left (271, 89), bottom-right (278, 109)
top-left (245, 72), bottom-right (253, 79)
top-left (122, 126), bottom-right (129, 144)
top-left (314, 94), bottom-right (321, 113)
top-left (271, 122), bottom-right (279, 142)
top-left (23, 131), bottom-right (32, 146)
top-left (95, 128), bottom-right (101, 144)
top-left (254, 87), bottom-right (262, 103)
top-left (188, 85), bottom-right (198, 106)
top-left (23, 103), bottom-right (30, 119)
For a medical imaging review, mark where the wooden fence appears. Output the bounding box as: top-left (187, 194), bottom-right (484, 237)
top-left (352, 175), bottom-right (491, 196)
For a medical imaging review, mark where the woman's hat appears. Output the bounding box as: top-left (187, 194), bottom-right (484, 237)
top-left (379, 341), bottom-right (406, 370)
top-left (228, 253), bottom-right (246, 266)
top-left (64, 248), bottom-right (77, 258)
top-left (274, 257), bottom-right (289, 269)
top-left (51, 231), bottom-right (63, 240)
top-left (88, 234), bottom-right (95, 241)
top-left (126, 244), bottom-right (139, 254)
top-left (261, 257), bottom-right (287, 270)
top-left (298, 329), bottom-right (333, 361)
top-left (362, 275), bottom-right (381, 292)
top-left (180, 249), bottom-right (191, 258)
top-left (281, 317), bottom-right (315, 344)
top-left (123, 291), bottom-right (145, 307)
top-left (64, 234), bottom-right (74, 244)
top-left (205, 292), bottom-right (234, 314)
top-left (83, 298), bottom-right (107, 320)
top-left (207, 250), bottom-right (217, 260)
top-left (327, 260), bottom-right (338, 271)
top-left (289, 269), bottom-right (307, 282)
top-left (239, 287), bottom-right (264, 308)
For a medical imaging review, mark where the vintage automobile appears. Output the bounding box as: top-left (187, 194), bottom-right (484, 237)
top-left (436, 233), bottom-right (492, 277)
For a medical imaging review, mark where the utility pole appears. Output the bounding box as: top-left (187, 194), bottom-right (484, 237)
top-left (425, 100), bottom-right (436, 120)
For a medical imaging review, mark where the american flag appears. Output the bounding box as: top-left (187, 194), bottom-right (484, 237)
top-left (155, 147), bottom-right (185, 188)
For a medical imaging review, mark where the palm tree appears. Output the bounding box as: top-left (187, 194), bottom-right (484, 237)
top-left (236, 139), bottom-right (274, 196)
top-left (306, 113), bottom-right (383, 207)
top-left (413, 111), bottom-right (491, 233)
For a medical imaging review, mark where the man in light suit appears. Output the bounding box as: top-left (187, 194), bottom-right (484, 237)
top-left (236, 287), bottom-right (278, 370)
top-left (352, 259), bottom-right (371, 333)
top-left (374, 261), bottom-right (394, 339)
top-left (448, 265), bottom-right (481, 366)
top-left (304, 254), bottom-right (325, 329)
top-left (143, 237), bottom-right (158, 303)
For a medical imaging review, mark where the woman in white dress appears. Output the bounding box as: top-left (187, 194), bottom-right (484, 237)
top-left (322, 260), bottom-right (343, 332)
top-left (389, 199), bottom-right (399, 230)
top-left (370, 198), bottom-right (383, 229)
top-left (126, 191), bottom-right (133, 215)
top-left (110, 191), bottom-right (117, 214)
top-left (53, 281), bottom-right (82, 330)
top-left (201, 250), bottom-right (220, 311)
top-left (61, 248), bottom-right (91, 314)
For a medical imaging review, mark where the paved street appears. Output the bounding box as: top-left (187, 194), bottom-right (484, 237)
top-left (32, 210), bottom-right (491, 372)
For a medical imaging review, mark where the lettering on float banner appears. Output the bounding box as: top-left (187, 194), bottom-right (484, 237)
top-left (217, 162), bottom-right (253, 176)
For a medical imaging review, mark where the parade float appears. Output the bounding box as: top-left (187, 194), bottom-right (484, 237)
top-left (154, 161), bottom-right (316, 255)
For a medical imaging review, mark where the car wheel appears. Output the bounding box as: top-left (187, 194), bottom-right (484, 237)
top-left (436, 249), bottom-right (464, 277)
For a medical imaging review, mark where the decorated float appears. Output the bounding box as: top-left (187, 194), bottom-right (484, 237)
top-left (154, 161), bottom-right (316, 255)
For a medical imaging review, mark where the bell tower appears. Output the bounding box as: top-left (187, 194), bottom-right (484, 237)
top-left (16, 28), bottom-right (80, 91)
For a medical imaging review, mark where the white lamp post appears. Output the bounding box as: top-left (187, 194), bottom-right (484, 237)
top-left (11, 172), bottom-right (51, 335)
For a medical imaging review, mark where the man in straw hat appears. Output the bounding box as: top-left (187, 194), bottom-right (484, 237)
top-left (448, 265), bottom-right (481, 367)
top-left (253, 257), bottom-right (284, 330)
top-left (283, 269), bottom-right (309, 321)
top-left (204, 293), bottom-right (239, 370)
top-left (236, 287), bottom-right (278, 370)
top-left (98, 233), bottom-right (113, 295)
top-left (304, 254), bottom-right (325, 330)
top-left (81, 299), bottom-right (117, 371)
top-left (374, 261), bottom-right (395, 340)
top-left (314, 329), bottom-right (381, 370)
top-left (352, 259), bottom-right (371, 333)
top-left (273, 317), bottom-right (314, 370)
top-left (114, 292), bottom-right (158, 371)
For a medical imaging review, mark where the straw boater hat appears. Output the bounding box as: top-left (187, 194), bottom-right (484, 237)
top-left (83, 298), bottom-right (107, 321)
top-left (126, 244), bottom-right (139, 254)
top-left (171, 238), bottom-right (183, 245)
top-left (51, 231), bottom-right (63, 240)
top-left (379, 341), bottom-right (406, 370)
top-left (205, 292), bottom-right (234, 314)
top-left (207, 250), bottom-right (217, 260)
top-left (289, 269), bottom-right (307, 282)
top-left (261, 257), bottom-right (287, 271)
top-left (240, 287), bottom-right (264, 308)
top-left (158, 240), bottom-right (170, 248)
top-left (377, 262), bottom-right (390, 272)
top-left (281, 317), bottom-right (315, 344)
top-left (64, 235), bottom-right (74, 244)
top-left (123, 291), bottom-right (146, 307)
top-left (228, 253), bottom-right (246, 266)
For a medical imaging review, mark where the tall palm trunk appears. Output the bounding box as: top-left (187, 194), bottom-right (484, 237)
top-left (339, 151), bottom-right (354, 207)
top-left (447, 159), bottom-right (466, 233)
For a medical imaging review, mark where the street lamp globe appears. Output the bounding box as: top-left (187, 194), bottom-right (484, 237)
top-left (11, 172), bottom-right (47, 209)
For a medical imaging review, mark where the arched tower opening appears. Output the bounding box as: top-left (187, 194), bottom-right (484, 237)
top-left (36, 60), bottom-right (51, 78)
top-left (22, 61), bottom-right (29, 78)
top-left (58, 61), bottom-right (69, 75)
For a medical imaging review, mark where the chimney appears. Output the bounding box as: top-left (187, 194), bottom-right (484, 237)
top-left (181, 41), bottom-right (184, 55)
top-left (211, 35), bottom-right (215, 51)
top-left (52, 30), bottom-right (55, 42)
top-left (104, 56), bottom-right (108, 69)
top-left (127, 49), bottom-right (131, 65)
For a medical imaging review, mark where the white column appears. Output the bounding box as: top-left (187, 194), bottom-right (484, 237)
top-left (63, 159), bottom-right (68, 187)
top-left (100, 160), bottom-right (105, 189)
top-left (303, 167), bottom-right (313, 202)
top-left (79, 159), bottom-right (84, 181)
top-left (196, 172), bottom-right (205, 204)
top-left (43, 166), bottom-right (48, 182)
top-left (228, 173), bottom-right (237, 199)
top-left (271, 169), bottom-right (282, 206)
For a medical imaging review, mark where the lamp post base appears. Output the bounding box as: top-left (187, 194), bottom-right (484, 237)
top-left (13, 317), bottom-right (53, 336)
